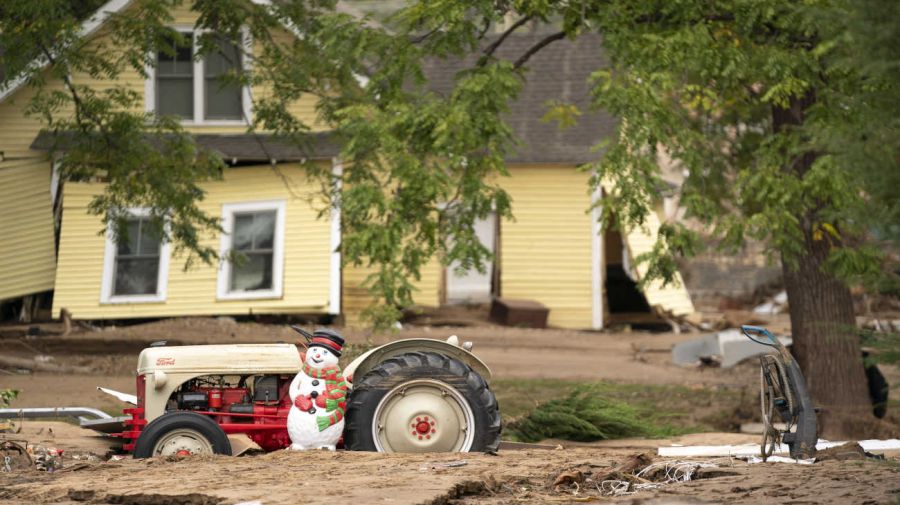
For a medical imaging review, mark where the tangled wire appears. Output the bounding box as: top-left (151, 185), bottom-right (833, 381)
top-left (598, 458), bottom-right (734, 496)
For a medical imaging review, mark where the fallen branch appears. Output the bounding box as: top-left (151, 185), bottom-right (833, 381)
top-left (0, 355), bottom-right (94, 374)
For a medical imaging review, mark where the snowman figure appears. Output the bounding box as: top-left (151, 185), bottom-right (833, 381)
top-left (287, 329), bottom-right (348, 451)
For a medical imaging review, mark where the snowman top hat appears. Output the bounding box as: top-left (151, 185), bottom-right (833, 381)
top-left (306, 328), bottom-right (345, 357)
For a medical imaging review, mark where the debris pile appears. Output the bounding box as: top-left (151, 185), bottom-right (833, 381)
top-left (550, 453), bottom-right (740, 499)
top-left (598, 458), bottom-right (734, 496)
top-left (33, 446), bottom-right (64, 472)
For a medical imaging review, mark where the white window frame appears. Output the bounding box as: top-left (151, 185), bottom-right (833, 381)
top-left (100, 208), bottom-right (171, 304)
top-left (217, 200), bottom-right (286, 301)
top-left (144, 26), bottom-right (253, 126)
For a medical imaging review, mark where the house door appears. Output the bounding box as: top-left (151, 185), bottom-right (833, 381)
top-left (446, 213), bottom-right (496, 304)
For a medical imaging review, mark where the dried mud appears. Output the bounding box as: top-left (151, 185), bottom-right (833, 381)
top-left (1, 445), bottom-right (898, 505)
top-left (2, 317), bottom-right (899, 504)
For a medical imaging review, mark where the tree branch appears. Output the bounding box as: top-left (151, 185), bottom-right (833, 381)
top-left (512, 31), bottom-right (566, 69)
top-left (478, 15), bottom-right (533, 66)
top-left (409, 25), bottom-right (443, 45)
top-left (475, 16), bottom-right (491, 41)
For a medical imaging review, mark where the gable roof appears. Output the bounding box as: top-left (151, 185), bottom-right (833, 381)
top-left (7, 3), bottom-right (616, 166)
top-left (422, 33), bottom-right (617, 165)
top-left (0, 0), bottom-right (377, 104)
top-left (0, 0), bottom-right (134, 104)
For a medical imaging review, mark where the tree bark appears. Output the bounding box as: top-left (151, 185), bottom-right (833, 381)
top-left (774, 92), bottom-right (873, 438)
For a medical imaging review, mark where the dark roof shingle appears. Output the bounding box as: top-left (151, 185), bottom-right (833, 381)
top-left (31, 131), bottom-right (340, 162)
top-left (421, 33), bottom-right (617, 164)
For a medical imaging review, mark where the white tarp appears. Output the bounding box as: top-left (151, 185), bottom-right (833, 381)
top-left (658, 438), bottom-right (900, 458)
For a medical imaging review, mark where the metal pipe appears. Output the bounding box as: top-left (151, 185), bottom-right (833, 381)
top-left (0, 407), bottom-right (113, 422)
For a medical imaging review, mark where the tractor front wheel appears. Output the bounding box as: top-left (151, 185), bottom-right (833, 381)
top-left (344, 352), bottom-right (501, 453)
top-left (133, 411), bottom-right (232, 458)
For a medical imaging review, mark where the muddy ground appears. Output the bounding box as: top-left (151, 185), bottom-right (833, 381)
top-left (2, 424), bottom-right (898, 505)
top-left (0, 316), bottom-right (772, 414)
top-left (1, 316), bottom-right (899, 504)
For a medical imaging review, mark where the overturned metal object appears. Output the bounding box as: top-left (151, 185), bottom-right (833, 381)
top-left (0, 440), bottom-right (32, 472)
top-left (742, 325), bottom-right (817, 460)
top-left (673, 328), bottom-right (793, 368)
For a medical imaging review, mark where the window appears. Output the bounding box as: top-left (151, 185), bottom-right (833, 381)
top-left (156, 34), bottom-right (194, 118)
top-left (148, 29), bottom-right (250, 124)
top-left (218, 201), bottom-right (286, 300)
top-left (204, 35), bottom-right (244, 120)
top-left (101, 210), bottom-right (170, 303)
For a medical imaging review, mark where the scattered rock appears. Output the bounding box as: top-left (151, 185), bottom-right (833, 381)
top-left (67, 489), bottom-right (95, 502)
top-left (552, 469), bottom-right (585, 488)
top-left (594, 453), bottom-right (653, 482)
top-left (105, 493), bottom-right (223, 505)
top-left (694, 467), bottom-right (742, 479)
top-left (424, 480), bottom-right (488, 505)
top-left (816, 442), bottom-right (866, 461)
top-left (421, 460), bottom-right (468, 472)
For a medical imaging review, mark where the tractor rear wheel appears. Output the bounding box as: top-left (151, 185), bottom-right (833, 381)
top-left (133, 411), bottom-right (232, 458)
top-left (344, 352), bottom-right (501, 453)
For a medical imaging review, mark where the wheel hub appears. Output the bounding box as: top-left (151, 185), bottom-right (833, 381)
top-left (372, 379), bottom-right (475, 453)
top-left (411, 416), bottom-right (437, 440)
top-left (152, 428), bottom-right (214, 457)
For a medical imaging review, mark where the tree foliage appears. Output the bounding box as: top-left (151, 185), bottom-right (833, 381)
top-left (1, 0), bottom-right (896, 327)
top-left (587, 0), bottom-right (897, 293)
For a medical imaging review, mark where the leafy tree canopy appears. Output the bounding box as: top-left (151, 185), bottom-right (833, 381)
top-left (1, 0), bottom-right (896, 327)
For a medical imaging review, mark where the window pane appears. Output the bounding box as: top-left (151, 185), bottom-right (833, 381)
top-left (254, 212), bottom-right (275, 249)
top-left (205, 80), bottom-right (243, 120)
top-left (233, 211), bottom-right (275, 251)
top-left (157, 78), bottom-right (193, 118)
top-left (157, 34), bottom-right (193, 76)
top-left (230, 252), bottom-right (273, 291)
top-left (139, 222), bottom-right (161, 256)
top-left (114, 258), bottom-right (159, 295)
top-left (205, 37), bottom-right (240, 77)
top-left (117, 219), bottom-right (141, 255)
top-left (232, 214), bottom-right (255, 251)
top-left (204, 36), bottom-right (242, 120)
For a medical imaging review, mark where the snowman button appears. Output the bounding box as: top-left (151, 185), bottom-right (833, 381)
top-left (312, 380), bottom-right (319, 386)
top-left (310, 391), bottom-right (319, 398)
top-left (309, 407), bottom-right (316, 414)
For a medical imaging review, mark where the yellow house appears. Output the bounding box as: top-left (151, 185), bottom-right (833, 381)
top-left (0, 1), bottom-right (348, 321)
top-left (419, 34), bottom-right (695, 329)
top-left (0, 2), bottom-right (693, 328)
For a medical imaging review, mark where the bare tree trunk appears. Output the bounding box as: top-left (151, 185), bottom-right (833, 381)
top-left (781, 229), bottom-right (871, 437)
top-left (775, 93), bottom-right (873, 438)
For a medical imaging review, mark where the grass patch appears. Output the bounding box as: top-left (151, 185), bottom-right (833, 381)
top-left (492, 379), bottom-right (754, 443)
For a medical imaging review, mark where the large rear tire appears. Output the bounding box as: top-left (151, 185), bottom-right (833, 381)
top-left (133, 411), bottom-right (232, 458)
top-left (344, 352), bottom-right (501, 453)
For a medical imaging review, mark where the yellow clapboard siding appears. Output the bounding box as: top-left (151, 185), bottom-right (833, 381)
top-left (500, 165), bottom-right (594, 328)
top-left (341, 260), bottom-right (442, 328)
top-left (0, 3), bottom-right (324, 163)
top-left (0, 158), bottom-right (57, 300)
top-left (52, 163), bottom-right (334, 319)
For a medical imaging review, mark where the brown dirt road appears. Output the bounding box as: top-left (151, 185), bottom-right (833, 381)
top-left (2, 430), bottom-right (898, 505)
top-left (1, 318), bottom-right (777, 412)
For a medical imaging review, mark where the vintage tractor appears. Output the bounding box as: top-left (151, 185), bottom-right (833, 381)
top-left (100, 329), bottom-right (500, 457)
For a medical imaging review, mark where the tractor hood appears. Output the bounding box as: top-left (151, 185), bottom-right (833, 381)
top-left (136, 344), bottom-right (301, 375)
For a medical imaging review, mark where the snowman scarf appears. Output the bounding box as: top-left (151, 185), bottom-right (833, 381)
top-left (296, 363), bottom-right (348, 431)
